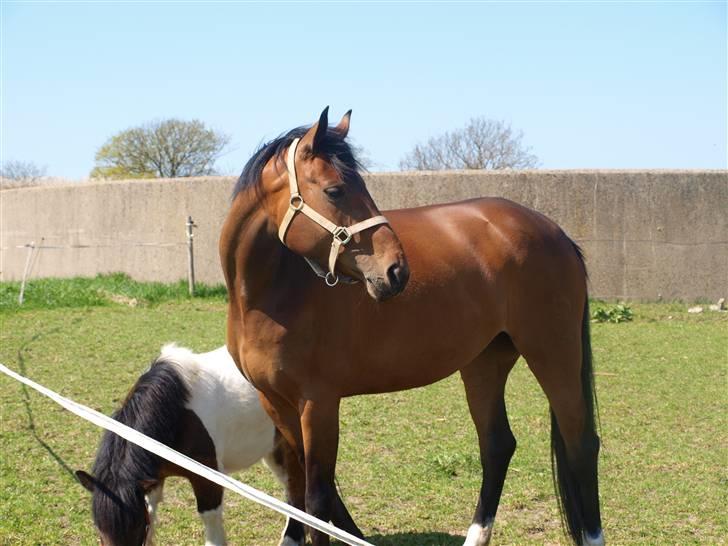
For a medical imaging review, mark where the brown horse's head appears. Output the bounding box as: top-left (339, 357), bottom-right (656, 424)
top-left (258, 107), bottom-right (409, 300)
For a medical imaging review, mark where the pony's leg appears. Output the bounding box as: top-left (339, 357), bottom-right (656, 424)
top-left (518, 308), bottom-right (603, 546)
top-left (459, 334), bottom-right (520, 546)
top-left (190, 477), bottom-right (226, 546)
top-left (300, 397), bottom-right (342, 546)
top-left (145, 481), bottom-right (164, 545)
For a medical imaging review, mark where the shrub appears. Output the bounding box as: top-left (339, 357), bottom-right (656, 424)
top-left (592, 303), bottom-right (633, 323)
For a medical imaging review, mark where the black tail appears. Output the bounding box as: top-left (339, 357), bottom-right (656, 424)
top-left (550, 298), bottom-right (602, 544)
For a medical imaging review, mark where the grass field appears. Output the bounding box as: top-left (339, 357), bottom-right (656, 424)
top-left (1, 278), bottom-right (726, 545)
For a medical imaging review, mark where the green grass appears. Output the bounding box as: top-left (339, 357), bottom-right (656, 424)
top-left (0, 273), bottom-right (227, 312)
top-left (0, 287), bottom-right (726, 545)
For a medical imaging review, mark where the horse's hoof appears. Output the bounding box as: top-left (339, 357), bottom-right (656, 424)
top-left (582, 529), bottom-right (605, 546)
top-left (463, 522), bottom-right (493, 546)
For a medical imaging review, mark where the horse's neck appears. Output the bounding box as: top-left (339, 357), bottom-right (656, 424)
top-left (223, 193), bottom-right (301, 310)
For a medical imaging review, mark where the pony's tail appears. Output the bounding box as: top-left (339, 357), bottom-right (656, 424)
top-left (550, 298), bottom-right (601, 545)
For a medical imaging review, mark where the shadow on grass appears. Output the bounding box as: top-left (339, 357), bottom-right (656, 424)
top-left (363, 532), bottom-right (463, 546)
top-left (16, 324), bottom-right (78, 481)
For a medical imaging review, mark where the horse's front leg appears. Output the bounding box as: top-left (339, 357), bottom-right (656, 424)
top-left (258, 391), bottom-right (307, 546)
top-left (301, 397), bottom-right (342, 546)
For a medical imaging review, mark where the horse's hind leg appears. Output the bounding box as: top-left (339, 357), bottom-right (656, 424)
top-left (460, 333), bottom-right (520, 546)
top-left (518, 305), bottom-right (603, 546)
top-left (190, 477), bottom-right (226, 546)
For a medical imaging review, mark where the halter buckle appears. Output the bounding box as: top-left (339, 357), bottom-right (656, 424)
top-left (333, 226), bottom-right (352, 245)
top-left (289, 193), bottom-right (304, 211)
top-left (325, 271), bottom-right (339, 287)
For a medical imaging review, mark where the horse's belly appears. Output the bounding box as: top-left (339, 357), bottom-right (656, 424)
top-left (340, 279), bottom-right (501, 395)
top-left (347, 336), bottom-right (490, 395)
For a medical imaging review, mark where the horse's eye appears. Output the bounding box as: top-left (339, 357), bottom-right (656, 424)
top-left (324, 186), bottom-right (345, 200)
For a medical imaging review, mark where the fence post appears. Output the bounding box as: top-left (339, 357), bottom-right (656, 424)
top-left (186, 216), bottom-right (197, 296)
top-left (18, 242), bottom-right (36, 305)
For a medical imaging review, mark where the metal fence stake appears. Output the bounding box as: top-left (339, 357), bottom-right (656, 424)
top-left (18, 242), bottom-right (36, 305)
top-left (186, 216), bottom-right (197, 296)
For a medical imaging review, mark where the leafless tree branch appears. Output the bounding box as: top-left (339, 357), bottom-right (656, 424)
top-left (1, 160), bottom-right (47, 182)
top-left (400, 118), bottom-right (539, 171)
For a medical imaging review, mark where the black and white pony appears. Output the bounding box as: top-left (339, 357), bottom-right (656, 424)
top-left (76, 344), bottom-right (360, 546)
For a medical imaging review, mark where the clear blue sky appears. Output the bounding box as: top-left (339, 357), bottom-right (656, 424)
top-left (2, 1), bottom-right (726, 179)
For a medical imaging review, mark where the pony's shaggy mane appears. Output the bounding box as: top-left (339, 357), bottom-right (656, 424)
top-left (90, 360), bottom-right (189, 543)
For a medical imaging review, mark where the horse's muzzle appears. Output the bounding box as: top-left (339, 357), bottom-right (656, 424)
top-left (367, 259), bottom-right (409, 301)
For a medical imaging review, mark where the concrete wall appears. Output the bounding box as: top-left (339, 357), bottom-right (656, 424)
top-left (1, 170), bottom-right (726, 301)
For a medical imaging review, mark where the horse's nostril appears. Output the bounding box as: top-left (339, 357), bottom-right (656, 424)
top-left (387, 263), bottom-right (408, 292)
top-left (387, 264), bottom-right (399, 287)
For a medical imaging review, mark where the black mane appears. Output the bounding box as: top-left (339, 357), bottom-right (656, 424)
top-left (232, 125), bottom-right (364, 199)
top-left (90, 360), bottom-right (189, 542)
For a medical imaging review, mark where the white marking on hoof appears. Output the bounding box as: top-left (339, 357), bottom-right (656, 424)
top-left (463, 521), bottom-right (494, 546)
top-left (582, 529), bottom-right (605, 546)
top-left (200, 505), bottom-right (226, 546)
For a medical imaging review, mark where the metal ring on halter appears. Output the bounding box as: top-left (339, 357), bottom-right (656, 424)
top-left (325, 271), bottom-right (339, 287)
top-left (289, 193), bottom-right (304, 211)
top-left (333, 226), bottom-right (352, 245)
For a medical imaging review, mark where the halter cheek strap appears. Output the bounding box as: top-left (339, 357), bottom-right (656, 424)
top-left (278, 138), bottom-right (389, 287)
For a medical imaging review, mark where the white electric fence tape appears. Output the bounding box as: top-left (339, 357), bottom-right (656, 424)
top-left (0, 362), bottom-right (374, 546)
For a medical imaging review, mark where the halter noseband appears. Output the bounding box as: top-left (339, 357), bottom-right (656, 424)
top-left (278, 138), bottom-right (389, 287)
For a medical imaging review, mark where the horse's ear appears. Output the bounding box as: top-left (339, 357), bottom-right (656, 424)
top-left (76, 470), bottom-right (96, 493)
top-left (138, 478), bottom-right (160, 492)
top-left (301, 106), bottom-right (329, 155)
top-left (334, 109), bottom-right (352, 139)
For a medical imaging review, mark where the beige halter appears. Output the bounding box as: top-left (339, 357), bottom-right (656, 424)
top-left (278, 138), bottom-right (389, 287)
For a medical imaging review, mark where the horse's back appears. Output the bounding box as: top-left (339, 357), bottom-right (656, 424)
top-left (386, 197), bottom-right (584, 286)
top-left (160, 345), bottom-right (276, 473)
top-left (385, 197), bottom-right (587, 347)
top-left (388, 196), bottom-right (569, 248)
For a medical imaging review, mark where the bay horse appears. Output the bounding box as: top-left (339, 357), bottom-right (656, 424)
top-left (220, 108), bottom-right (603, 546)
top-left (75, 344), bottom-right (362, 546)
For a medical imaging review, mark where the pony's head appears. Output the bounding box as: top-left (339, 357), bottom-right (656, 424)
top-left (235, 107), bottom-right (409, 300)
top-left (75, 360), bottom-right (188, 545)
top-left (76, 469), bottom-right (157, 546)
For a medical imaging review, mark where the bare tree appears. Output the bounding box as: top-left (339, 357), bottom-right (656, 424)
top-left (349, 141), bottom-right (374, 171)
top-left (90, 119), bottom-right (231, 179)
top-left (0, 160), bottom-right (47, 182)
top-left (400, 118), bottom-right (539, 171)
